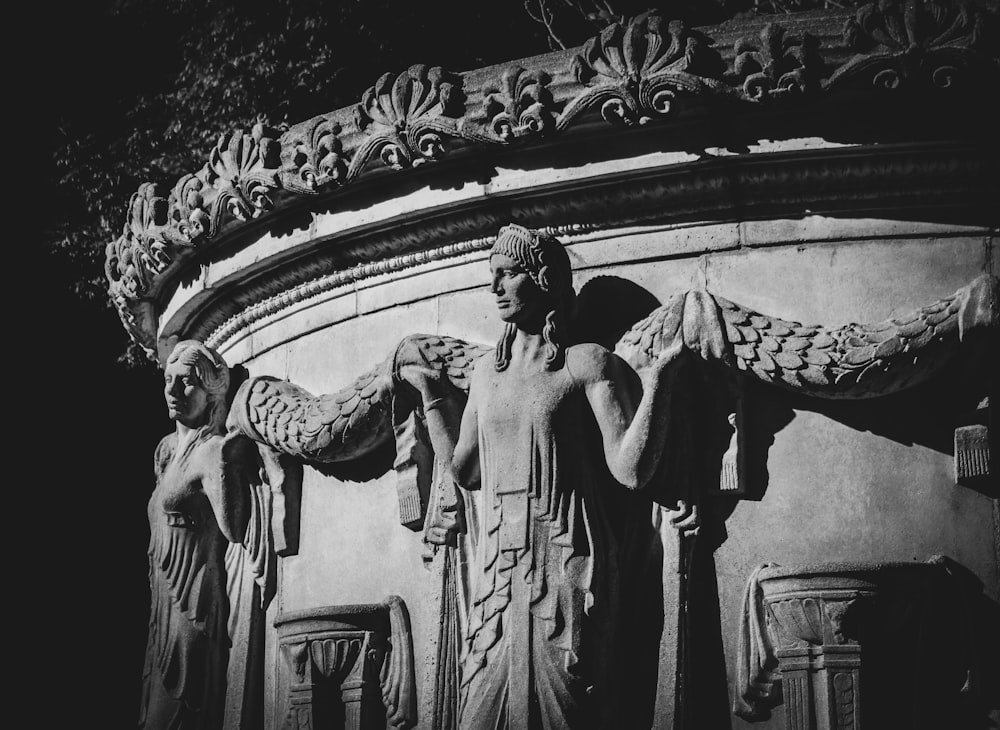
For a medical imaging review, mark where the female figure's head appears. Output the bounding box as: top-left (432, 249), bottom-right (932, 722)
top-left (489, 224), bottom-right (576, 371)
top-left (163, 340), bottom-right (231, 431)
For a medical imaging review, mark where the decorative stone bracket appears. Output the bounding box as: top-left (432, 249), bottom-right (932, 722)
top-left (274, 597), bottom-right (417, 730)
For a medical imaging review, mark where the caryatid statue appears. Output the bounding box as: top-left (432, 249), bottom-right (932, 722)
top-left (396, 224), bottom-right (692, 728)
top-left (141, 340), bottom-right (300, 730)
top-left (225, 223), bottom-right (995, 729)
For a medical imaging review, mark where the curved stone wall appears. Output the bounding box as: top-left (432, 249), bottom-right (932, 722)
top-left (122, 6), bottom-right (999, 729)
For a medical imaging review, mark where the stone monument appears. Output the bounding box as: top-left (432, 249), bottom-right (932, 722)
top-left (115, 3), bottom-right (998, 729)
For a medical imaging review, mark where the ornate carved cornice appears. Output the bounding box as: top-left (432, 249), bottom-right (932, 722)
top-left (104, 4), bottom-right (999, 357)
top-left (186, 142), bottom-right (993, 356)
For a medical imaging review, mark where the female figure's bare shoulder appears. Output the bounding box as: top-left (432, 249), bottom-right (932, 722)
top-left (565, 343), bottom-right (633, 385)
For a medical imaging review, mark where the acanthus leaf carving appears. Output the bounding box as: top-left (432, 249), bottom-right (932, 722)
top-left (280, 116), bottom-right (349, 193)
top-left (166, 170), bottom-right (211, 245)
top-left (204, 122), bottom-right (281, 230)
top-left (481, 66), bottom-right (556, 142)
top-left (104, 182), bottom-right (171, 300)
top-left (832, 0), bottom-right (994, 90)
top-left (565, 11), bottom-right (725, 127)
top-left (734, 23), bottom-right (824, 100)
top-left (353, 64), bottom-right (466, 170)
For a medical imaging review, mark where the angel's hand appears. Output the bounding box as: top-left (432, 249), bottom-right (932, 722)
top-left (641, 338), bottom-right (685, 387)
top-left (398, 363), bottom-right (456, 412)
top-left (424, 492), bottom-right (463, 546)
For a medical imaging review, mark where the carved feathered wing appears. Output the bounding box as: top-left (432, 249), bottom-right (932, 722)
top-left (392, 333), bottom-right (492, 395)
top-left (616, 274), bottom-right (996, 398)
top-left (229, 364), bottom-right (395, 462)
top-left (229, 335), bottom-right (491, 465)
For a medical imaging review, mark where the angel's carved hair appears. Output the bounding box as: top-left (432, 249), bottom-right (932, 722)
top-left (491, 224), bottom-right (576, 371)
top-left (166, 340), bottom-right (231, 433)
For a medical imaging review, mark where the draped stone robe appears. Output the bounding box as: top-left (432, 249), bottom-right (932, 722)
top-left (140, 431), bottom-right (231, 730)
top-left (459, 354), bottom-right (631, 730)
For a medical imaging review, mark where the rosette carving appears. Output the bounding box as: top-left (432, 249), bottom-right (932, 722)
top-left (565, 11), bottom-right (725, 127)
top-left (280, 116), bottom-right (348, 193)
top-left (353, 64), bottom-right (465, 170)
top-left (832, 0), bottom-right (994, 90)
top-left (481, 66), bottom-right (556, 142)
top-left (734, 24), bottom-right (823, 100)
top-left (104, 183), bottom-right (171, 299)
top-left (204, 123), bottom-right (281, 230)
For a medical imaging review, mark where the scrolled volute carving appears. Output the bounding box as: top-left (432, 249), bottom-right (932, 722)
top-left (280, 116), bottom-right (349, 193)
top-left (833, 0), bottom-right (995, 90)
top-left (734, 23), bottom-right (824, 100)
top-left (203, 122), bottom-right (281, 231)
top-left (481, 66), bottom-right (556, 142)
top-left (354, 64), bottom-right (466, 170)
top-left (566, 11), bottom-right (725, 127)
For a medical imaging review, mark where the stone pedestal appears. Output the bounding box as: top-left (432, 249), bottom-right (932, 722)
top-left (275, 598), bottom-right (416, 730)
top-left (755, 561), bottom-right (955, 730)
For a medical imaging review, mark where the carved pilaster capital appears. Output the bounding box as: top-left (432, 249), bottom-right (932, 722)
top-left (275, 597), bottom-right (416, 730)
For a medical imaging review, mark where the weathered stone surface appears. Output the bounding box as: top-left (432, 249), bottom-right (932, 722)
top-left (115, 6), bottom-right (999, 729)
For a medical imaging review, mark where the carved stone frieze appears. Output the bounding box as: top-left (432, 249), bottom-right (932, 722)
top-left (480, 65), bottom-right (556, 142)
top-left (833, 0), bottom-right (995, 90)
top-left (102, 6), bottom-right (998, 356)
top-left (185, 143), bottom-right (991, 357)
top-left (566, 11), bottom-right (726, 126)
top-left (204, 123), bottom-right (282, 227)
top-left (105, 182), bottom-right (172, 301)
top-left (274, 597), bottom-right (416, 730)
top-left (353, 64), bottom-right (466, 170)
top-left (167, 171), bottom-right (212, 244)
top-left (734, 23), bottom-right (824, 100)
top-left (280, 117), bottom-right (349, 193)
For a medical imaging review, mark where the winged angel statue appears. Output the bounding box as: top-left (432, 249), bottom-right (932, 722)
top-left (140, 340), bottom-right (301, 730)
top-left (223, 224), bottom-right (993, 730)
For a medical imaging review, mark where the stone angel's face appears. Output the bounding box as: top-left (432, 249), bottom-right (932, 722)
top-left (163, 359), bottom-right (211, 428)
top-left (490, 253), bottom-right (543, 324)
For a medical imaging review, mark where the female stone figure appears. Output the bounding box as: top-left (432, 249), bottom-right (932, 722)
top-left (140, 340), bottom-right (261, 730)
top-left (406, 224), bottom-right (682, 730)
